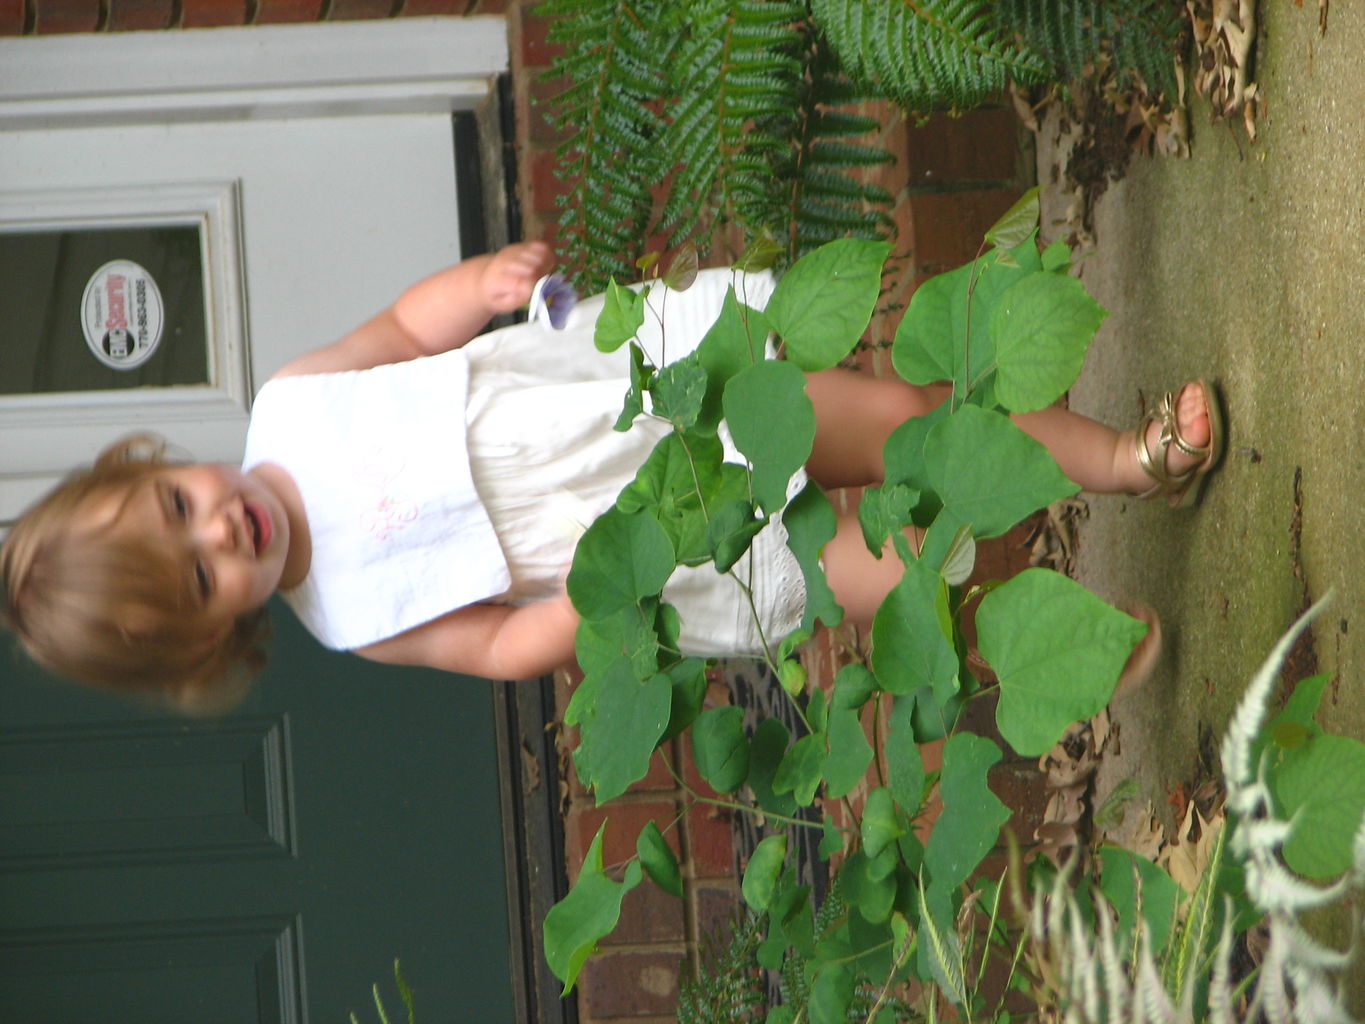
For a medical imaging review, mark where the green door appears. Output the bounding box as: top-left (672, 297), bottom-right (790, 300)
top-left (0, 597), bottom-right (515, 1022)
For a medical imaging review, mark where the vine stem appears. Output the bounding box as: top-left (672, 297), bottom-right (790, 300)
top-left (872, 696), bottom-right (888, 789)
top-left (662, 756), bottom-right (838, 835)
top-left (863, 933), bottom-right (913, 1023)
top-left (953, 237), bottom-right (990, 411)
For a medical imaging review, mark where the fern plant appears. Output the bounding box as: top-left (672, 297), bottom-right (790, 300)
top-left (995, 0), bottom-right (1186, 97)
top-left (538, 0), bottom-right (1187, 290)
top-left (811, 0), bottom-right (1052, 112)
top-left (677, 911), bottom-right (769, 1024)
top-left (539, 0), bottom-right (895, 291)
top-left (537, 0), bottom-right (678, 288)
top-left (656, 0), bottom-right (807, 248)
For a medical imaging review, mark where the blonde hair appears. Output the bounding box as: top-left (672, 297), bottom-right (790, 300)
top-left (1, 436), bottom-right (267, 712)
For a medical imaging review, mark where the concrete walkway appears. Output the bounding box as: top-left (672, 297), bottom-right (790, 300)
top-left (1038, 0), bottom-right (1362, 980)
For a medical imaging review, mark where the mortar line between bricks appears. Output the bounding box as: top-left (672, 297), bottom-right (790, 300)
top-left (593, 939), bottom-right (689, 954)
top-left (905, 179), bottom-right (1023, 196)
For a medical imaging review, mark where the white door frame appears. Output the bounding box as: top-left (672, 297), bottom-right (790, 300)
top-left (0, 17), bottom-right (509, 128)
top-left (0, 18), bottom-right (509, 523)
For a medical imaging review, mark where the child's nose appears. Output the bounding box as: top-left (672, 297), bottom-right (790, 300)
top-left (198, 509), bottom-right (238, 551)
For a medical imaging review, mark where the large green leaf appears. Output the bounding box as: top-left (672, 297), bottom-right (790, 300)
top-left (978, 569), bottom-right (1148, 755)
top-left (706, 498), bottom-right (767, 573)
top-left (1274, 734), bottom-right (1365, 879)
top-left (807, 961), bottom-right (855, 1024)
top-left (691, 705), bottom-right (751, 794)
top-left (660, 656), bottom-right (707, 743)
top-left (991, 271), bottom-right (1107, 413)
top-left (650, 353), bottom-right (709, 428)
top-left (637, 820), bottom-right (684, 897)
top-left (925, 404), bottom-right (1076, 539)
top-left (856, 482), bottom-right (919, 557)
top-left (783, 480), bottom-right (843, 632)
top-left (886, 697), bottom-right (926, 812)
top-left (742, 834), bottom-right (789, 912)
top-left (543, 823), bottom-right (643, 992)
top-left (824, 706), bottom-right (874, 799)
top-left (870, 559), bottom-right (957, 698)
top-left (831, 662), bottom-right (878, 710)
top-left (747, 717), bottom-right (798, 818)
top-left (573, 601), bottom-right (658, 680)
top-left (773, 732), bottom-right (826, 806)
top-left (891, 238), bottom-right (1041, 398)
top-left (765, 238), bottom-right (891, 371)
top-left (577, 659), bottom-right (674, 803)
top-left (567, 508), bottom-right (676, 620)
top-left (983, 187), bottom-right (1040, 250)
top-left (694, 289), bottom-right (768, 434)
top-left (616, 432), bottom-right (731, 565)
top-left (842, 848), bottom-right (897, 925)
top-left (924, 733), bottom-right (1009, 894)
top-left (594, 279), bottom-right (647, 352)
top-left (1098, 845), bottom-right (1180, 954)
top-left (723, 359), bottom-right (815, 514)
top-left (860, 787), bottom-right (906, 860)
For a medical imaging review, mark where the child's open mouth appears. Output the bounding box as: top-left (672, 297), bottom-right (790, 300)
top-left (245, 502), bottom-right (271, 555)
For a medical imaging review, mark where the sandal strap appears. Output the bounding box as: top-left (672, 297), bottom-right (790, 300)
top-left (1160, 388), bottom-right (1213, 460)
top-left (1135, 407), bottom-right (1185, 490)
top-left (1134, 392), bottom-right (1201, 497)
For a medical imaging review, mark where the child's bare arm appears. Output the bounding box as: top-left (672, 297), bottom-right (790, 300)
top-left (354, 591), bottom-right (580, 680)
top-left (276, 241), bottom-right (554, 378)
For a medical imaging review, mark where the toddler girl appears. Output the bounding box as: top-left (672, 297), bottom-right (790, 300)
top-left (1, 242), bottom-right (1220, 709)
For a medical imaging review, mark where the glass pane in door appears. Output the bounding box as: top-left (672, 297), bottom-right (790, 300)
top-left (0, 223), bottom-right (208, 395)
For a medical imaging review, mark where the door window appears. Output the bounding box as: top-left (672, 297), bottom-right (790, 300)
top-left (0, 223), bottom-right (209, 396)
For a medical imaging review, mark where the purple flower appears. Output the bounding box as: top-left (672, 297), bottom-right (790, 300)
top-left (529, 273), bottom-right (577, 330)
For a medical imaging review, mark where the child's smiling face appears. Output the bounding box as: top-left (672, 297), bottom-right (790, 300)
top-left (82, 462), bottom-right (292, 635)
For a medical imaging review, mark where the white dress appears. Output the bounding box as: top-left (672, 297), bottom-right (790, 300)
top-left (463, 268), bottom-right (806, 659)
top-left (246, 267), bottom-right (806, 658)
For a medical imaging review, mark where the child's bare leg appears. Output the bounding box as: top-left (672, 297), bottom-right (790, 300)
top-left (803, 369), bottom-right (950, 488)
top-left (804, 368), bottom-right (1213, 496)
top-left (820, 510), bottom-right (923, 627)
top-left (1013, 382), bottom-right (1212, 494)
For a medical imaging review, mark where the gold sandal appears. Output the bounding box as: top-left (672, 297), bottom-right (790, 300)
top-left (1134, 378), bottom-right (1225, 508)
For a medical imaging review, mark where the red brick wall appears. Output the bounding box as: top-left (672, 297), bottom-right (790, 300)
top-left (9, 4), bottom-right (1038, 1017)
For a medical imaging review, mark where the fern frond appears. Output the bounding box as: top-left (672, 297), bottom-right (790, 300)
top-left (996, 0), bottom-right (1184, 97)
top-left (765, 49), bottom-right (895, 263)
top-left (656, 0), bottom-right (806, 248)
top-left (676, 911), bottom-right (768, 1024)
top-left (537, 0), bottom-right (679, 289)
top-left (811, 0), bottom-right (1052, 114)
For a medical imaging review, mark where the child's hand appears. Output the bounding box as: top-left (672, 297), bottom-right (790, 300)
top-left (480, 241), bottom-right (554, 314)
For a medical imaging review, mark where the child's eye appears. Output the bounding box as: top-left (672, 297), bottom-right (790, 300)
top-left (171, 487), bottom-right (189, 519)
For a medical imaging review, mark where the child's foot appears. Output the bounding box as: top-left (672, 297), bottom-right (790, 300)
top-left (1128, 379), bottom-right (1224, 507)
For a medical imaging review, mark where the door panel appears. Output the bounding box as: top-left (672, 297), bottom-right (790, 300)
top-left (1, 604), bottom-right (514, 1022)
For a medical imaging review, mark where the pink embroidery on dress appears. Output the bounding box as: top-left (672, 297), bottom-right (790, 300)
top-left (357, 455), bottom-right (421, 540)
